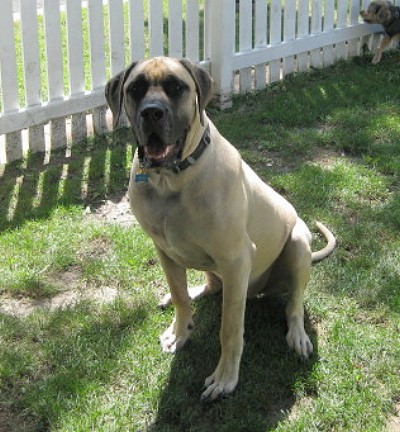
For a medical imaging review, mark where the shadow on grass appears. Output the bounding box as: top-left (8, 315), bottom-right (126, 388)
top-left (150, 294), bottom-right (318, 432)
top-left (0, 127), bottom-right (135, 233)
top-left (0, 300), bottom-right (148, 432)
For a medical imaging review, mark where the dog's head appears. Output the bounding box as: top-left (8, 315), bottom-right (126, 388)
top-left (360, 0), bottom-right (393, 24)
top-left (105, 57), bottom-right (213, 168)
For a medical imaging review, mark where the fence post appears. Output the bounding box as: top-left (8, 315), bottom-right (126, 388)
top-left (207, 0), bottom-right (235, 109)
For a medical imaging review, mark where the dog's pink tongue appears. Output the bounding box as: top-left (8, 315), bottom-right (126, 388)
top-left (150, 146), bottom-right (175, 161)
top-left (146, 134), bottom-right (175, 161)
top-left (146, 134), bottom-right (165, 157)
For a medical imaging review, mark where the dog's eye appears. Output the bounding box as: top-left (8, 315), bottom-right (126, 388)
top-left (128, 77), bottom-right (148, 100)
top-left (164, 78), bottom-right (187, 97)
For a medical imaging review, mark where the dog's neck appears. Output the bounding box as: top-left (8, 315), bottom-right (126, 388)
top-left (181, 112), bottom-right (209, 162)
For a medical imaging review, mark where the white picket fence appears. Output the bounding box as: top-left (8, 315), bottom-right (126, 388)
top-left (0, 0), bottom-right (384, 165)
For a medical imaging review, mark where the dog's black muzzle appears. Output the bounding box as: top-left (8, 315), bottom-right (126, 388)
top-left (135, 100), bottom-right (184, 170)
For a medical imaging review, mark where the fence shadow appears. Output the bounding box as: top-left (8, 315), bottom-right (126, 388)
top-left (0, 127), bottom-right (135, 233)
top-left (150, 293), bottom-right (318, 432)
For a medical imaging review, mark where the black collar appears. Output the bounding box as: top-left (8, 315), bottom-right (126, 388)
top-left (137, 125), bottom-right (211, 176)
top-left (173, 125), bottom-right (211, 173)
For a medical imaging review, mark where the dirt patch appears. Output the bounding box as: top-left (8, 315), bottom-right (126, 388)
top-left (387, 402), bottom-right (400, 432)
top-left (0, 267), bottom-right (119, 319)
top-left (311, 147), bottom-right (345, 169)
top-left (86, 194), bottom-right (136, 227)
top-left (0, 284), bottom-right (119, 319)
top-left (0, 197), bottom-right (134, 319)
top-left (0, 407), bottom-right (36, 432)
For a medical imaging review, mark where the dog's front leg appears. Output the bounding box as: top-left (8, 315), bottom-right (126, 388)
top-left (372, 34), bottom-right (391, 64)
top-left (201, 244), bottom-right (254, 401)
top-left (156, 246), bottom-right (193, 353)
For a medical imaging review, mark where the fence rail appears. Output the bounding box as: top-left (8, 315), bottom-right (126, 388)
top-left (0, 0), bottom-right (386, 164)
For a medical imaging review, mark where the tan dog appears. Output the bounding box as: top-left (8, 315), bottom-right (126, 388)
top-left (361, 0), bottom-right (400, 64)
top-left (105, 57), bottom-right (336, 401)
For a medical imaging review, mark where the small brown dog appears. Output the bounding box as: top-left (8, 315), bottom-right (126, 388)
top-left (361, 0), bottom-right (400, 64)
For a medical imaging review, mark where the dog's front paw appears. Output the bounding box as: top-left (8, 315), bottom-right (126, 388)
top-left (286, 326), bottom-right (313, 359)
top-left (372, 54), bottom-right (381, 64)
top-left (200, 362), bottom-right (239, 401)
top-left (160, 319), bottom-right (193, 353)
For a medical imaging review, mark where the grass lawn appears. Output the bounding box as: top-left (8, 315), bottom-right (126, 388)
top-left (1, 54), bottom-right (400, 431)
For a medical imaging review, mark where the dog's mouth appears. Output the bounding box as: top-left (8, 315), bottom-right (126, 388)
top-left (143, 133), bottom-right (184, 166)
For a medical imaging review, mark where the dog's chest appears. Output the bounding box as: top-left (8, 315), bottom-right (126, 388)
top-left (130, 184), bottom-right (215, 270)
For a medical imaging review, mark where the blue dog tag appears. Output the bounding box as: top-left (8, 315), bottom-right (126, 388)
top-left (135, 172), bottom-right (149, 183)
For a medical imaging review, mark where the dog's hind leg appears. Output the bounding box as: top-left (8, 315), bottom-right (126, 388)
top-left (281, 219), bottom-right (314, 359)
top-left (158, 271), bottom-right (222, 308)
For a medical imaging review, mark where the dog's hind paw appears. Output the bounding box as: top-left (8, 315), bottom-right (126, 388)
top-left (158, 292), bottom-right (172, 309)
top-left (158, 284), bottom-right (210, 309)
top-left (159, 320), bottom-right (193, 353)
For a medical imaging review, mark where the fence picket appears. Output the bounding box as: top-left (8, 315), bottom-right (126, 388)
top-left (254, 0), bottom-right (267, 90)
top-left (109, 0), bottom-right (125, 75)
top-left (203, 0), bottom-right (211, 61)
top-left (21, 0), bottom-right (45, 155)
top-left (283, 0), bottom-right (296, 77)
top-left (5, 132), bottom-right (23, 164)
top-left (66, 0), bottom-right (85, 95)
top-left (44, 0), bottom-right (64, 101)
top-left (149, 0), bottom-right (164, 57)
top-left (323, 0), bottom-right (335, 66)
top-left (0, 0), bottom-right (19, 113)
top-left (310, 0), bottom-right (322, 68)
top-left (66, 0), bottom-right (86, 144)
top-left (336, 0), bottom-right (348, 60)
top-left (239, 0), bottom-right (253, 92)
top-left (20, 0), bottom-right (41, 107)
top-left (186, 0), bottom-right (200, 61)
top-left (0, 0), bottom-right (22, 163)
top-left (269, 0), bottom-right (282, 83)
top-left (168, 0), bottom-right (183, 58)
top-left (129, 0), bottom-right (145, 61)
top-left (44, 0), bottom-right (66, 151)
top-left (89, 0), bottom-right (106, 89)
top-left (89, 0), bottom-right (108, 135)
top-left (348, 0), bottom-right (360, 57)
top-left (297, 0), bottom-right (309, 72)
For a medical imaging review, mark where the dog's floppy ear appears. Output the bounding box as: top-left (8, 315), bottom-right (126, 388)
top-left (375, 3), bottom-right (384, 18)
top-left (105, 62), bottom-right (138, 128)
top-left (179, 59), bottom-right (213, 125)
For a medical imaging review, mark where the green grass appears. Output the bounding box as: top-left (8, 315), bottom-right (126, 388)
top-left (1, 55), bottom-right (400, 431)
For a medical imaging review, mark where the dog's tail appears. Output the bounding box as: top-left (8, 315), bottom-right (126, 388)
top-left (312, 221), bottom-right (336, 262)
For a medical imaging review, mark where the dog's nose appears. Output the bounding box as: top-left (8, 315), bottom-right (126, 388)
top-left (140, 104), bottom-right (165, 122)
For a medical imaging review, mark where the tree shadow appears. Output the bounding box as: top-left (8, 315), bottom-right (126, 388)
top-left (150, 293), bottom-right (318, 432)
